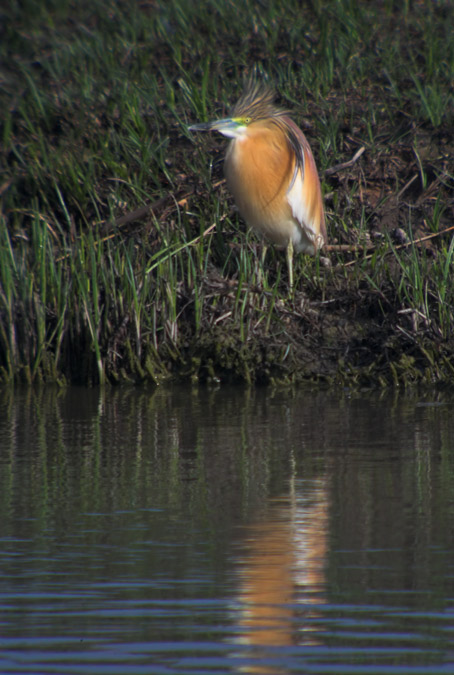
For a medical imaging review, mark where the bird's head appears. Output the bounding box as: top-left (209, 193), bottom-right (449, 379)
top-left (189, 79), bottom-right (307, 180)
top-left (189, 80), bottom-right (285, 139)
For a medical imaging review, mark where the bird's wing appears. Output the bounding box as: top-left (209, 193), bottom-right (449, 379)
top-left (284, 117), bottom-right (326, 249)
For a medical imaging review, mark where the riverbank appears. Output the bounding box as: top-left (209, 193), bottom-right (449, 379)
top-left (1, 0), bottom-right (453, 386)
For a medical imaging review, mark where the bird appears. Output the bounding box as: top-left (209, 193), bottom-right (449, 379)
top-left (189, 79), bottom-right (327, 291)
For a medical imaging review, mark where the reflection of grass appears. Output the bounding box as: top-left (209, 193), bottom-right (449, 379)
top-left (1, 0), bottom-right (454, 385)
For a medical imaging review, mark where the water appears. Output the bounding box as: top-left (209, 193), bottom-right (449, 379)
top-left (0, 385), bottom-right (453, 674)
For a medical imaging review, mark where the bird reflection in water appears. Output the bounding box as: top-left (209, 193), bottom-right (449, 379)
top-left (232, 478), bottom-right (329, 674)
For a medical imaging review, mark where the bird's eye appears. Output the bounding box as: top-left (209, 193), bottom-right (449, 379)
top-left (244, 117), bottom-right (251, 124)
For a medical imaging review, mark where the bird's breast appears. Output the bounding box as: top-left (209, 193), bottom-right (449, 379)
top-left (224, 132), bottom-right (296, 244)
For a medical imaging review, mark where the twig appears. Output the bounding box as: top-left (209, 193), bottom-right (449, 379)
top-left (324, 147), bottom-right (366, 176)
top-left (55, 191), bottom-right (193, 262)
top-left (105, 197), bottom-right (170, 231)
top-left (101, 191), bottom-right (194, 233)
top-left (341, 223), bottom-right (454, 267)
top-left (325, 242), bottom-right (374, 252)
top-left (396, 174), bottom-right (418, 200)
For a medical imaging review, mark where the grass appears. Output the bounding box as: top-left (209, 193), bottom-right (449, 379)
top-left (1, 0), bottom-right (454, 386)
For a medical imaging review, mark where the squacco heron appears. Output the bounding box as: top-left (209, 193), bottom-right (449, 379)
top-left (189, 80), bottom-right (327, 290)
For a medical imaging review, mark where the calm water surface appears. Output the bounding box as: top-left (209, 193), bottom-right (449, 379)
top-left (0, 385), bottom-right (453, 674)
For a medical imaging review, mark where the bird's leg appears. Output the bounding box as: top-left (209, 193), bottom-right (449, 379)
top-left (286, 239), bottom-right (294, 294)
top-left (258, 244), bottom-right (268, 286)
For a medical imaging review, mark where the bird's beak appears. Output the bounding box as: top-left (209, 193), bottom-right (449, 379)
top-left (189, 118), bottom-right (241, 138)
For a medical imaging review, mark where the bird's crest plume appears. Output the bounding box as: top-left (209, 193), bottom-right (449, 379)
top-left (231, 79), bottom-right (285, 121)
